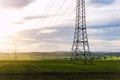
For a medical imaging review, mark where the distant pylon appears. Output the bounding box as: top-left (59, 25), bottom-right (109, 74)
top-left (71, 0), bottom-right (92, 64)
top-left (14, 43), bottom-right (17, 61)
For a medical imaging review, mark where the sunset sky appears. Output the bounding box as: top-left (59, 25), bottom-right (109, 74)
top-left (0, 0), bottom-right (120, 52)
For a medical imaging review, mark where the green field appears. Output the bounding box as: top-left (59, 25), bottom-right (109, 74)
top-left (0, 60), bottom-right (120, 80)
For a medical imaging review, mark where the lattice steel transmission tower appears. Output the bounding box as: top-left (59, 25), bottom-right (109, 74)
top-left (71, 0), bottom-right (92, 64)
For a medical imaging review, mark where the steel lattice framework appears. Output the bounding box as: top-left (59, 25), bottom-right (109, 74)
top-left (71, 0), bottom-right (92, 64)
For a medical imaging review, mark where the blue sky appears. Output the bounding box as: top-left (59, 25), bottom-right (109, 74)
top-left (0, 0), bottom-right (119, 52)
top-left (91, 0), bottom-right (115, 5)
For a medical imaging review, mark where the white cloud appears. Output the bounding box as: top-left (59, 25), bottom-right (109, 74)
top-left (88, 29), bottom-right (105, 35)
top-left (89, 39), bottom-right (120, 52)
top-left (39, 29), bottom-right (56, 34)
top-left (107, 40), bottom-right (120, 47)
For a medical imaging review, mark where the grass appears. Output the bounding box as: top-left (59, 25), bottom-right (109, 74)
top-left (0, 60), bottom-right (120, 73)
top-left (0, 60), bottom-right (120, 80)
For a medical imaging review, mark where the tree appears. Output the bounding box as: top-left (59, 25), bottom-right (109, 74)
top-left (103, 56), bottom-right (107, 61)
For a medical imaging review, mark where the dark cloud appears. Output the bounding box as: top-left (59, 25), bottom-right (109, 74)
top-left (23, 14), bottom-right (64, 20)
top-left (12, 21), bottom-right (24, 24)
top-left (0, 0), bottom-right (35, 8)
top-left (8, 26), bottom-right (74, 45)
top-left (23, 15), bottom-right (50, 20)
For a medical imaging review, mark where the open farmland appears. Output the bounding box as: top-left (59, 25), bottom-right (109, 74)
top-left (0, 60), bottom-right (119, 80)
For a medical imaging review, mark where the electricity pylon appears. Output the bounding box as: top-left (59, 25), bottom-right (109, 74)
top-left (71, 0), bottom-right (92, 64)
top-left (14, 43), bottom-right (17, 61)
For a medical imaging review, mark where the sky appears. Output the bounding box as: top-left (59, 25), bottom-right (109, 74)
top-left (0, 0), bottom-right (120, 52)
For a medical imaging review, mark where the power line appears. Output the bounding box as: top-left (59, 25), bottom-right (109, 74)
top-left (31, 1), bottom-right (75, 52)
top-left (38, 2), bottom-right (76, 51)
top-left (21, 0), bottom-right (55, 52)
top-left (15, 0), bottom-right (75, 53)
top-left (27, 0), bottom-right (70, 51)
top-left (39, 9), bottom-right (76, 51)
